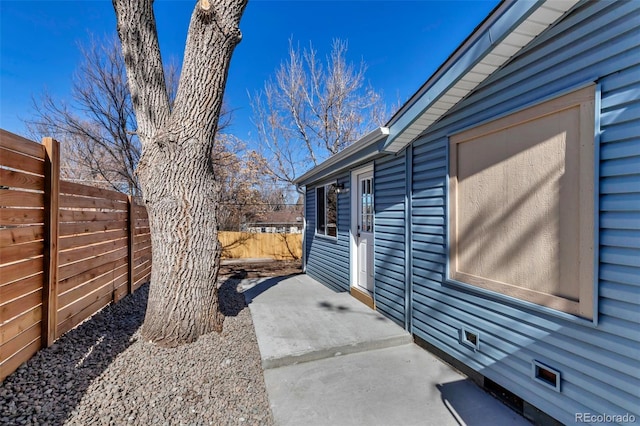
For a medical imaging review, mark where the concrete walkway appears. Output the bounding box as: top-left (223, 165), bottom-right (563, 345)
top-left (243, 274), bottom-right (530, 426)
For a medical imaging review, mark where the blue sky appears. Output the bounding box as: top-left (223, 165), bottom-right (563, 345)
top-left (0, 0), bottom-right (499, 144)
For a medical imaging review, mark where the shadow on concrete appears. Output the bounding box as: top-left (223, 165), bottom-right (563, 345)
top-left (437, 380), bottom-right (523, 426)
top-left (317, 300), bottom-right (389, 321)
top-left (242, 275), bottom-right (297, 304)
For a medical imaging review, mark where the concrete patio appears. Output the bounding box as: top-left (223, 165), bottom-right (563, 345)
top-left (243, 274), bottom-right (531, 426)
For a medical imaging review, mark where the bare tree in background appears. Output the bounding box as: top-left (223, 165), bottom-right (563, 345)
top-left (215, 139), bottom-right (300, 231)
top-left (27, 37), bottom-right (140, 194)
top-left (250, 39), bottom-right (388, 185)
top-left (27, 36), bottom-right (187, 195)
top-left (113, 0), bottom-right (247, 346)
top-left (214, 134), bottom-right (270, 231)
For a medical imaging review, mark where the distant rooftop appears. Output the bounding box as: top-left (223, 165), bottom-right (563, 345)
top-left (249, 211), bottom-right (303, 225)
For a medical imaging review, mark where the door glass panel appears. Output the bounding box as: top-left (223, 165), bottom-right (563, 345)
top-left (360, 177), bottom-right (373, 233)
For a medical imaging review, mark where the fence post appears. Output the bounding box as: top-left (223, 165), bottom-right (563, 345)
top-left (42, 137), bottom-right (59, 347)
top-left (127, 195), bottom-right (134, 295)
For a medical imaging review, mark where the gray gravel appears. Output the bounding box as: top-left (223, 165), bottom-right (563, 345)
top-left (0, 278), bottom-right (274, 426)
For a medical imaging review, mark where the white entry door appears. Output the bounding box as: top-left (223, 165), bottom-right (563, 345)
top-left (356, 170), bottom-right (374, 292)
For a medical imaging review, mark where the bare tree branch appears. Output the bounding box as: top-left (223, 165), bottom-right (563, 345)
top-left (250, 38), bottom-right (390, 186)
top-left (27, 36), bottom-right (141, 194)
top-left (27, 32), bottom-right (239, 200)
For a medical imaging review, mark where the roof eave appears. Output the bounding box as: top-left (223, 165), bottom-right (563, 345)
top-left (294, 127), bottom-right (389, 187)
top-left (383, 0), bottom-right (579, 153)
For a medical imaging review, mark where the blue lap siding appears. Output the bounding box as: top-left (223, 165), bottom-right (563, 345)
top-left (305, 175), bottom-right (351, 292)
top-left (409, 2), bottom-right (640, 423)
top-left (374, 153), bottom-right (406, 326)
top-left (299, 2), bottom-right (639, 423)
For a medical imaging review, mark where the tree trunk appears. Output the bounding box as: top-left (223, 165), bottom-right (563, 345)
top-left (113, 0), bottom-right (247, 346)
top-left (138, 130), bottom-right (224, 345)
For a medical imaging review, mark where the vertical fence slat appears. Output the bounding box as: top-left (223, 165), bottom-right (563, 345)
top-left (127, 196), bottom-right (134, 296)
top-left (41, 137), bottom-right (59, 347)
top-left (2, 130), bottom-right (155, 380)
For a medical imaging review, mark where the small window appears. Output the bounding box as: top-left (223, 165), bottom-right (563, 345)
top-left (316, 183), bottom-right (338, 237)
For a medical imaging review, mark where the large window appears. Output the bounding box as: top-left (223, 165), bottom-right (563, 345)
top-left (316, 183), bottom-right (338, 237)
top-left (449, 85), bottom-right (595, 319)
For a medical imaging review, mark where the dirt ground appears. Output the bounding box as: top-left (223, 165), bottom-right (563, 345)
top-left (219, 259), bottom-right (302, 279)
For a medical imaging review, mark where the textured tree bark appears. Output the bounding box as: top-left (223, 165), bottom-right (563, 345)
top-left (112, 0), bottom-right (247, 346)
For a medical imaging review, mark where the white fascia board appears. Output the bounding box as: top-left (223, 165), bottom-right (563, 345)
top-left (294, 127), bottom-right (389, 187)
top-left (383, 0), bottom-right (579, 153)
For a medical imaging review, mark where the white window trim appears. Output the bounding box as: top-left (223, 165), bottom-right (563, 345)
top-left (315, 181), bottom-right (339, 240)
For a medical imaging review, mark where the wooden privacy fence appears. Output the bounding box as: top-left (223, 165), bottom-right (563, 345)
top-left (0, 130), bottom-right (151, 382)
top-left (219, 231), bottom-right (302, 260)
